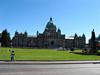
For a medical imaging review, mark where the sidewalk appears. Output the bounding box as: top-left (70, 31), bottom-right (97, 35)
top-left (0, 60), bottom-right (100, 64)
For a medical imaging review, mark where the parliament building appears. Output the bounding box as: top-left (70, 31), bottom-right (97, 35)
top-left (12, 18), bottom-right (86, 49)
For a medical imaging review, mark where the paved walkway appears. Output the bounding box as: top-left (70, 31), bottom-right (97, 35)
top-left (0, 61), bottom-right (100, 64)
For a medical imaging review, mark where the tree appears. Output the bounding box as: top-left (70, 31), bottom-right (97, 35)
top-left (1, 29), bottom-right (11, 47)
top-left (89, 29), bottom-right (97, 54)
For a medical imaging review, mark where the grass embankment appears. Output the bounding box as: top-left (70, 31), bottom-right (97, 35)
top-left (0, 47), bottom-right (100, 60)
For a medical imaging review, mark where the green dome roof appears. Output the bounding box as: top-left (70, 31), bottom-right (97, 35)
top-left (57, 28), bottom-right (61, 33)
top-left (45, 17), bottom-right (56, 30)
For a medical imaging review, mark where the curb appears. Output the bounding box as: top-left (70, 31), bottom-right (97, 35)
top-left (0, 61), bottom-right (100, 65)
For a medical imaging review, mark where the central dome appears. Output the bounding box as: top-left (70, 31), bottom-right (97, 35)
top-left (45, 17), bottom-right (57, 31)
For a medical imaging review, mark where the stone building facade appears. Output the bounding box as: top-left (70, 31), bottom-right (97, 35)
top-left (65, 34), bottom-right (86, 49)
top-left (12, 18), bottom-right (86, 49)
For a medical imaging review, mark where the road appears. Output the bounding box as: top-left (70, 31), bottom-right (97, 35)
top-left (0, 64), bottom-right (100, 75)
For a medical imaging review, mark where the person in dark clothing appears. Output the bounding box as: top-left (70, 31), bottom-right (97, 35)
top-left (11, 50), bottom-right (15, 61)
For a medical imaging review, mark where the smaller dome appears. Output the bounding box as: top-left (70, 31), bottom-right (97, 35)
top-left (57, 28), bottom-right (61, 34)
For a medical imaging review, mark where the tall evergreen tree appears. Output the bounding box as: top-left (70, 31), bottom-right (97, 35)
top-left (1, 29), bottom-right (11, 47)
top-left (89, 29), bottom-right (97, 54)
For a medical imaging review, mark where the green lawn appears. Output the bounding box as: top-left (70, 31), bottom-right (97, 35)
top-left (0, 47), bottom-right (100, 60)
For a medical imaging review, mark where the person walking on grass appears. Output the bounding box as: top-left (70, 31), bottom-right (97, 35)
top-left (11, 50), bottom-right (15, 61)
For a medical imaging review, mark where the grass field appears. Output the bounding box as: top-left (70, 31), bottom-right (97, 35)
top-left (0, 47), bottom-right (100, 61)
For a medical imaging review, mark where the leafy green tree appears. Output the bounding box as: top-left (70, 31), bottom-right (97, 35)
top-left (1, 29), bottom-right (11, 47)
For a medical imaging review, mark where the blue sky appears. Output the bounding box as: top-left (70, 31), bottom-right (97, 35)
top-left (0, 0), bottom-right (100, 43)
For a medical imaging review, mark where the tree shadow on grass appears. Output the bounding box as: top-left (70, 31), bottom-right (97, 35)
top-left (70, 52), bottom-right (87, 55)
top-left (70, 51), bottom-right (100, 56)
